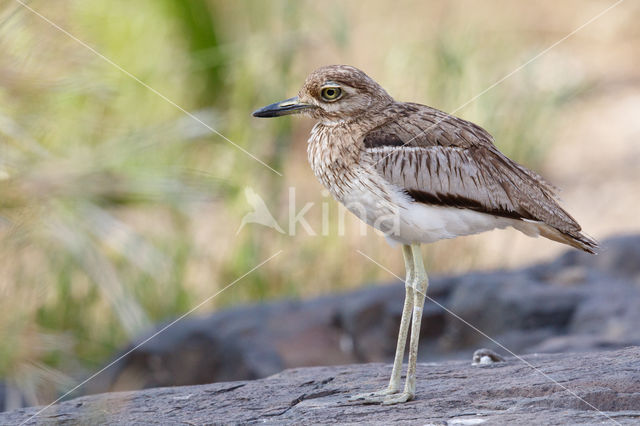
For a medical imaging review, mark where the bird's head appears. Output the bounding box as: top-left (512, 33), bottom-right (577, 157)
top-left (253, 65), bottom-right (393, 123)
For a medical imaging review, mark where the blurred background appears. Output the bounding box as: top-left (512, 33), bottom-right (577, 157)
top-left (0, 0), bottom-right (638, 409)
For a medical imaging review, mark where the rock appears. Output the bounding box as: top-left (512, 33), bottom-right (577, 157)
top-left (75, 234), bottom-right (640, 401)
top-left (545, 234), bottom-right (640, 282)
top-left (3, 347), bottom-right (639, 424)
top-left (0, 383), bottom-right (27, 413)
top-left (439, 271), bottom-right (583, 351)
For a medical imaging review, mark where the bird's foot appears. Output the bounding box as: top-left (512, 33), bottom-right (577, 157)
top-left (348, 387), bottom-right (399, 404)
top-left (380, 391), bottom-right (414, 405)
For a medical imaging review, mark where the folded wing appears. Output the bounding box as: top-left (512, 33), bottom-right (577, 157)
top-left (364, 103), bottom-right (597, 252)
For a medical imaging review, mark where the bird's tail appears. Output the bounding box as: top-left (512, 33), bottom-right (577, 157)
top-left (538, 224), bottom-right (598, 254)
top-left (515, 221), bottom-right (598, 254)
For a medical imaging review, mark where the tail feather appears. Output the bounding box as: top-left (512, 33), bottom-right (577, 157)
top-left (515, 220), bottom-right (598, 254)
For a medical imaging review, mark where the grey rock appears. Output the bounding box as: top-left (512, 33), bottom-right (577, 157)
top-left (440, 271), bottom-right (583, 352)
top-left (73, 234), bottom-right (640, 401)
top-left (3, 347), bottom-right (639, 425)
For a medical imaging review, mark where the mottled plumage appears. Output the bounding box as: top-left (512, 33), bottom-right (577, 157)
top-left (361, 104), bottom-right (596, 252)
top-left (253, 64), bottom-right (597, 404)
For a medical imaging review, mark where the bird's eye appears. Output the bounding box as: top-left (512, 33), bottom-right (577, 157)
top-left (320, 87), bottom-right (342, 101)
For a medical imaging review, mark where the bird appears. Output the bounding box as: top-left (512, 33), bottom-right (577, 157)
top-left (252, 65), bottom-right (597, 405)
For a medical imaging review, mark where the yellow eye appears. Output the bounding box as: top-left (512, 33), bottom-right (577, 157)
top-left (320, 86), bottom-right (342, 101)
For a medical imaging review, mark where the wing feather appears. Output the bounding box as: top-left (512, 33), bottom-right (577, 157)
top-left (363, 102), bottom-right (597, 252)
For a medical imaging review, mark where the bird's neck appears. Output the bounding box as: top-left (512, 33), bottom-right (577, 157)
top-left (308, 121), bottom-right (364, 166)
top-left (307, 121), bottom-right (364, 200)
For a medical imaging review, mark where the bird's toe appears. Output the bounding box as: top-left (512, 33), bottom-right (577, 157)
top-left (380, 391), bottom-right (414, 405)
top-left (348, 388), bottom-right (399, 403)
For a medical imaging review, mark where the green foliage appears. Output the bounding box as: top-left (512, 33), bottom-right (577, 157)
top-left (161, 0), bottom-right (224, 105)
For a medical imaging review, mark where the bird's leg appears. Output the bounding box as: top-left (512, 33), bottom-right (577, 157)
top-left (386, 245), bottom-right (416, 392)
top-left (348, 245), bottom-right (415, 402)
top-left (382, 244), bottom-right (428, 405)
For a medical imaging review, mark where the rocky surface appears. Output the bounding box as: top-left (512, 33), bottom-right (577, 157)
top-left (78, 234), bottom-right (640, 398)
top-left (3, 347), bottom-right (639, 425)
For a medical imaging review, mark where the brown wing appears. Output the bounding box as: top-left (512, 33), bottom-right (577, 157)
top-left (364, 102), bottom-right (597, 252)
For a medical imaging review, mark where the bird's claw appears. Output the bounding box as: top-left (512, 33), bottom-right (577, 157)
top-left (348, 387), bottom-right (399, 403)
top-left (348, 387), bottom-right (417, 404)
top-left (380, 391), bottom-right (414, 405)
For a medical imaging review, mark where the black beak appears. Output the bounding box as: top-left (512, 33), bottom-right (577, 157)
top-left (252, 96), bottom-right (313, 118)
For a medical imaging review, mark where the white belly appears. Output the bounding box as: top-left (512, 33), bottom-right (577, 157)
top-left (342, 184), bottom-right (516, 245)
top-left (390, 200), bottom-right (515, 244)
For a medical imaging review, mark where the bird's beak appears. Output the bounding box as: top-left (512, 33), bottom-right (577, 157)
top-left (252, 96), bottom-right (313, 118)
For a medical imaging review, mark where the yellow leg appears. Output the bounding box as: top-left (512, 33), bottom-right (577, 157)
top-left (387, 245), bottom-right (415, 391)
top-left (382, 244), bottom-right (428, 404)
top-left (349, 245), bottom-right (415, 402)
